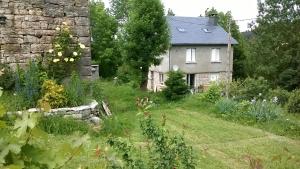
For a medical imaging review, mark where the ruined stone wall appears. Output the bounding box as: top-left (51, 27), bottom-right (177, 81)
top-left (0, 0), bottom-right (92, 78)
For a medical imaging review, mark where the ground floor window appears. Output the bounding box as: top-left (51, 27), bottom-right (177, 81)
top-left (159, 73), bottom-right (164, 84)
top-left (210, 73), bottom-right (219, 82)
top-left (186, 74), bottom-right (195, 88)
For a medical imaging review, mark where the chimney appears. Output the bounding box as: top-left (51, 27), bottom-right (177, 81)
top-left (208, 13), bottom-right (218, 26)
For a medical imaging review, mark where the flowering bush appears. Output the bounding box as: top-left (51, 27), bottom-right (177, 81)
top-left (38, 80), bottom-right (67, 108)
top-left (267, 88), bottom-right (290, 106)
top-left (46, 22), bottom-right (86, 81)
top-left (247, 100), bottom-right (281, 122)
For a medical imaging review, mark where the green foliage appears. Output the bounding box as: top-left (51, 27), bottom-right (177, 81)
top-left (229, 77), bottom-right (270, 101)
top-left (267, 87), bottom-right (290, 105)
top-left (64, 72), bottom-right (85, 107)
top-left (38, 116), bottom-right (90, 135)
top-left (45, 23), bottom-right (84, 81)
top-left (167, 8), bottom-right (175, 16)
top-left (246, 0), bottom-right (300, 90)
top-left (123, 0), bottom-right (170, 89)
top-left (15, 61), bottom-right (46, 108)
top-left (286, 89), bottom-right (300, 114)
top-left (99, 116), bottom-right (127, 137)
top-left (38, 80), bottom-right (67, 108)
top-left (163, 71), bottom-right (189, 100)
top-left (215, 98), bottom-right (238, 115)
top-left (0, 63), bottom-right (15, 90)
top-left (90, 0), bottom-right (120, 78)
top-left (109, 0), bottom-right (129, 23)
top-left (0, 112), bottom-right (89, 169)
top-left (247, 100), bottom-right (281, 122)
top-left (203, 84), bottom-right (221, 103)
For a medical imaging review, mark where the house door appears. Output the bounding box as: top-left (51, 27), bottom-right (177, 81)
top-left (186, 74), bottom-right (195, 88)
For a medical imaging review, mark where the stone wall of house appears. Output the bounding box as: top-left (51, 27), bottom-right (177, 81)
top-left (0, 0), bottom-right (92, 78)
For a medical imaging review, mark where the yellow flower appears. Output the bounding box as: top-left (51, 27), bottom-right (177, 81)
top-left (55, 44), bottom-right (60, 48)
top-left (62, 22), bottom-right (67, 25)
top-left (55, 27), bottom-right (60, 31)
top-left (64, 58), bottom-right (69, 62)
top-left (57, 52), bottom-right (62, 57)
top-left (53, 59), bottom-right (60, 63)
top-left (69, 34), bottom-right (73, 38)
top-left (48, 49), bottom-right (54, 53)
top-left (79, 43), bottom-right (86, 49)
top-left (70, 58), bottom-right (75, 62)
top-left (73, 52), bottom-right (78, 56)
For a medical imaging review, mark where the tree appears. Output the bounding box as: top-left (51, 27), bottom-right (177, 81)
top-left (246, 0), bottom-right (300, 90)
top-left (123, 0), bottom-right (170, 90)
top-left (205, 8), bottom-right (248, 79)
top-left (163, 71), bottom-right (189, 100)
top-left (167, 8), bottom-right (175, 16)
top-left (90, 0), bottom-right (120, 78)
top-left (109, 0), bottom-right (129, 24)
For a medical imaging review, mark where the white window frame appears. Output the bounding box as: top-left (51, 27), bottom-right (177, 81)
top-left (186, 48), bottom-right (196, 63)
top-left (210, 73), bottom-right (220, 82)
top-left (211, 48), bottom-right (221, 62)
top-left (159, 73), bottom-right (164, 84)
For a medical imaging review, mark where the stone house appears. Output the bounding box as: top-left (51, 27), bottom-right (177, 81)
top-left (0, 0), bottom-right (93, 79)
top-left (148, 16), bottom-right (238, 91)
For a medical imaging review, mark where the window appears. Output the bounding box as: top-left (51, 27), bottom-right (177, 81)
top-left (210, 73), bottom-right (219, 82)
top-left (186, 48), bottom-right (196, 63)
top-left (211, 48), bottom-right (220, 62)
top-left (159, 73), bottom-right (164, 84)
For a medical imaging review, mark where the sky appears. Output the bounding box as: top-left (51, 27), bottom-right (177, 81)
top-left (102, 0), bottom-right (258, 32)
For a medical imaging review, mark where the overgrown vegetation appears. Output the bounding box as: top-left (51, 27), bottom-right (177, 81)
top-left (163, 71), bottom-right (189, 100)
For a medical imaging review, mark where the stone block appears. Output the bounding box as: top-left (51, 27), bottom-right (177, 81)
top-left (75, 17), bottom-right (89, 26)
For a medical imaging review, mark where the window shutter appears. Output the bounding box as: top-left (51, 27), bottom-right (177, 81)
top-left (186, 49), bottom-right (191, 62)
top-left (191, 49), bottom-right (196, 62)
top-left (216, 49), bottom-right (220, 61)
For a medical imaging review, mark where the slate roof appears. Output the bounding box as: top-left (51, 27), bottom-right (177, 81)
top-left (167, 16), bottom-right (238, 45)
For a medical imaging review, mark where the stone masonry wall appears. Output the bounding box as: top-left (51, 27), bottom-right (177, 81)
top-left (0, 0), bottom-right (92, 78)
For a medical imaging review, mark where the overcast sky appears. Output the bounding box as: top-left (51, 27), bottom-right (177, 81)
top-left (102, 0), bottom-right (258, 32)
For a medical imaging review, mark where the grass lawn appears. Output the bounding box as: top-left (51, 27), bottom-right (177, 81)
top-left (61, 81), bottom-right (300, 169)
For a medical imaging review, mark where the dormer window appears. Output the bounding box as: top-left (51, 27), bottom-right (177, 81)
top-left (177, 27), bottom-right (186, 32)
top-left (203, 28), bottom-right (211, 33)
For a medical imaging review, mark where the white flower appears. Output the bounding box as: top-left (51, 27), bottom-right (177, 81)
top-left (263, 99), bottom-right (266, 102)
top-left (79, 43), bottom-right (85, 49)
top-left (48, 49), bottom-right (54, 53)
top-left (70, 58), bottom-right (75, 62)
top-left (13, 93), bottom-right (17, 96)
top-left (73, 52), bottom-right (78, 56)
top-left (259, 93), bottom-right (262, 96)
top-left (57, 52), bottom-right (63, 57)
top-left (53, 59), bottom-right (60, 63)
top-left (64, 58), bottom-right (69, 62)
top-left (55, 44), bottom-right (60, 48)
top-left (62, 22), bottom-right (67, 25)
top-left (55, 27), bottom-right (60, 31)
top-left (69, 34), bottom-right (73, 38)
top-left (272, 96), bottom-right (278, 103)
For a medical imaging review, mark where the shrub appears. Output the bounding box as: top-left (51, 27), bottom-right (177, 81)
top-left (38, 116), bottom-right (90, 135)
top-left (229, 77), bottom-right (270, 101)
top-left (202, 84), bottom-right (221, 103)
top-left (38, 80), bottom-right (67, 108)
top-left (247, 100), bottom-right (281, 122)
top-left (215, 98), bottom-right (238, 115)
top-left (267, 87), bottom-right (290, 106)
top-left (15, 62), bottom-right (46, 108)
top-left (65, 72), bottom-right (85, 106)
top-left (0, 63), bottom-right (15, 90)
top-left (163, 71), bottom-right (189, 100)
top-left (286, 89), bottom-right (300, 114)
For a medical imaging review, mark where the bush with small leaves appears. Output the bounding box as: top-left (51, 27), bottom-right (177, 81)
top-left (38, 80), bottom-right (67, 108)
top-left (286, 89), bottom-right (300, 114)
top-left (202, 84), bottom-right (221, 103)
top-left (163, 71), bottom-right (189, 100)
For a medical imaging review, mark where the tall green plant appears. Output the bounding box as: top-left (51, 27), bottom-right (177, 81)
top-left (123, 0), bottom-right (170, 89)
top-left (65, 72), bottom-right (85, 106)
top-left (163, 71), bottom-right (189, 100)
